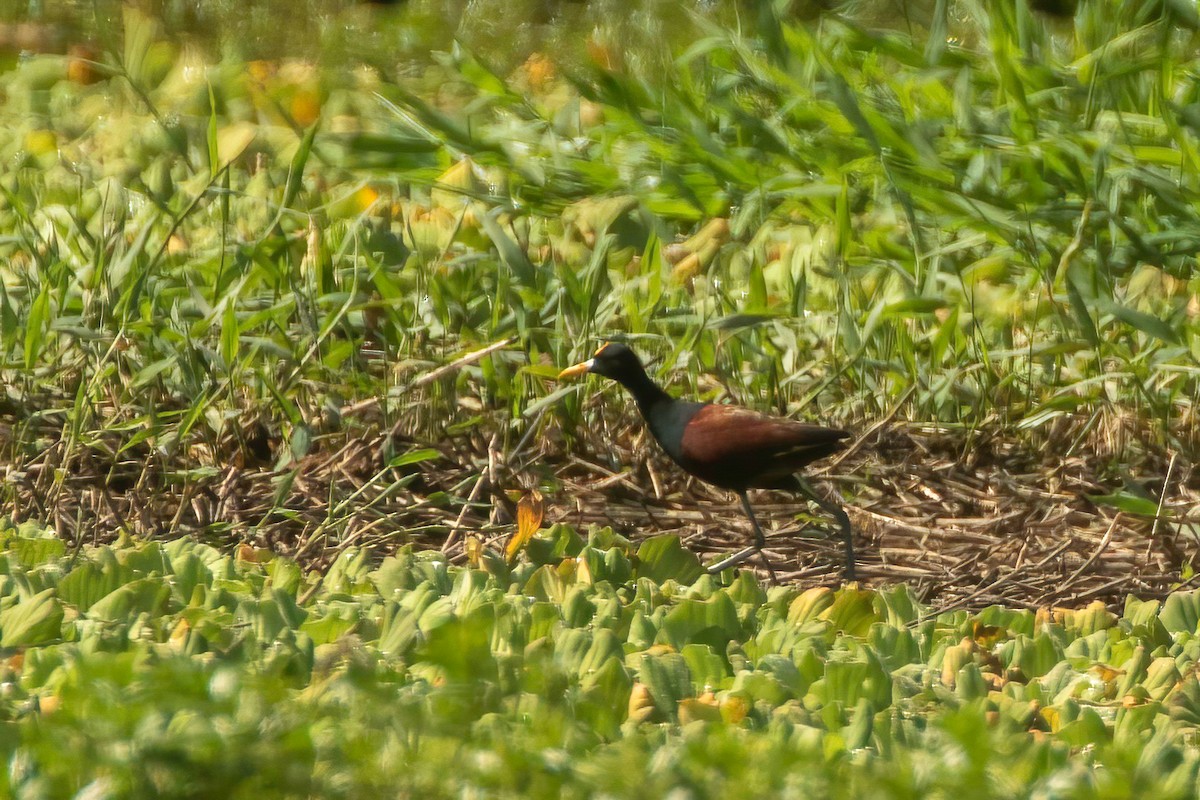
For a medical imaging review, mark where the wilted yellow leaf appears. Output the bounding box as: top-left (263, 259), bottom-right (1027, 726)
top-left (686, 218), bottom-right (730, 250)
top-left (432, 157), bottom-right (484, 209)
top-left (169, 618), bottom-right (191, 651)
top-left (67, 44), bottom-right (102, 85)
top-left (465, 536), bottom-right (483, 569)
top-left (971, 621), bottom-right (1005, 647)
top-left (247, 59), bottom-right (275, 85)
top-left (216, 122), bottom-right (256, 169)
top-left (291, 88), bottom-right (321, 127)
top-left (579, 99), bottom-right (604, 128)
top-left (719, 693), bottom-right (749, 724)
top-left (788, 586), bottom-right (835, 624)
top-left (556, 557), bottom-right (577, 581)
top-left (1038, 706), bottom-right (1062, 733)
top-left (521, 52), bottom-right (556, 93)
top-left (576, 555), bottom-right (593, 585)
top-left (628, 682), bottom-right (655, 723)
top-left (1089, 664), bottom-right (1122, 684)
top-left (24, 130), bottom-right (56, 156)
top-left (678, 696), bottom-right (722, 724)
top-left (941, 638), bottom-right (977, 688)
top-left (506, 489), bottom-right (544, 563)
top-left (671, 240), bottom-right (721, 282)
top-left (167, 233), bottom-right (189, 255)
top-left (353, 185), bottom-right (380, 213)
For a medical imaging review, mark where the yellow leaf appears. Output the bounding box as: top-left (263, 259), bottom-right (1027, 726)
top-left (1039, 706), bottom-right (1061, 733)
top-left (353, 185), bottom-right (380, 213)
top-left (169, 618), bottom-right (190, 651)
top-left (216, 122), bottom-right (256, 169)
top-left (24, 130), bottom-right (57, 156)
top-left (506, 489), bottom-right (544, 563)
top-left (971, 621), bottom-right (1005, 647)
top-left (628, 682), bottom-right (656, 723)
top-left (576, 555), bottom-right (594, 585)
top-left (941, 638), bottom-right (977, 688)
top-left (236, 543), bottom-right (274, 563)
top-left (291, 88), bottom-right (321, 127)
top-left (670, 240), bottom-right (720, 282)
top-left (684, 217), bottom-right (730, 251)
top-left (787, 586), bottom-right (835, 624)
top-left (719, 692), bottom-right (749, 724)
top-left (465, 536), bottom-right (483, 569)
top-left (678, 696), bottom-right (722, 724)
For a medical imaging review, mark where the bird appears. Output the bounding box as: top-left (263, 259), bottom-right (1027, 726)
top-left (558, 342), bottom-right (855, 581)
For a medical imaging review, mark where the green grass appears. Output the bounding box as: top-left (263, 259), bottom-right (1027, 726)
top-left (3, 1), bottom-right (1198, 479)
top-left (1, 520), bottom-right (1199, 798)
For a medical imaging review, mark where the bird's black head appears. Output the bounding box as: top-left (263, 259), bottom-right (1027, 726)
top-left (585, 342), bottom-right (645, 381)
top-left (557, 342), bottom-right (648, 387)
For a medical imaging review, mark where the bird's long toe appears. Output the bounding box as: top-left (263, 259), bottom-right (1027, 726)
top-left (706, 545), bottom-right (760, 574)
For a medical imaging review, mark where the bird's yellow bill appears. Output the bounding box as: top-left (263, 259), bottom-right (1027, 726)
top-left (557, 359), bottom-right (593, 380)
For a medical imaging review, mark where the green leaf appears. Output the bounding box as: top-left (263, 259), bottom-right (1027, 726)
top-left (170, 552), bottom-right (213, 606)
top-left (1057, 707), bottom-right (1111, 748)
top-left (757, 653), bottom-right (806, 696)
top-left (883, 297), bottom-right (947, 315)
top-left (0, 588), bottom-right (63, 647)
top-left (290, 423), bottom-right (313, 461)
top-left (24, 286), bottom-right (49, 369)
top-left (1089, 492), bottom-right (1160, 517)
top-left (578, 655), bottom-right (632, 737)
top-left (580, 628), bottom-right (625, 677)
top-left (1160, 591), bottom-right (1200, 634)
top-left (661, 592), bottom-right (740, 651)
top-left (819, 588), bottom-right (880, 637)
top-left (635, 650), bottom-right (693, 718)
top-left (479, 206), bottom-right (536, 285)
top-left (221, 300), bottom-right (240, 369)
top-left (1101, 300), bottom-right (1181, 345)
top-left (1065, 273), bottom-right (1100, 348)
top-left (680, 643), bottom-right (728, 691)
top-left (58, 560), bottom-right (127, 613)
top-left (844, 698), bottom-right (875, 751)
top-left (267, 557), bottom-right (303, 596)
top-left (378, 602), bottom-right (421, 658)
top-left (300, 609), bottom-right (357, 645)
top-left (388, 448), bottom-right (441, 468)
top-left (635, 535), bottom-right (703, 585)
top-left (322, 547), bottom-right (374, 594)
top-left (822, 651), bottom-right (891, 710)
top-left (418, 610), bottom-right (497, 683)
top-left (8, 535), bottom-right (65, 567)
top-left (88, 578), bottom-right (172, 622)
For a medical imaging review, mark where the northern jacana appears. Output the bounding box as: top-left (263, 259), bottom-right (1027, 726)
top-left (559, 342), bottom-right (855, 581)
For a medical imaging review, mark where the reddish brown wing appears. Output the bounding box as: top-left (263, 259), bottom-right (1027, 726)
top-left (678, 404), bottom-right (849, 490)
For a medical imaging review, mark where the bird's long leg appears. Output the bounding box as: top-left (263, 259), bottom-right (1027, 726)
top-left (705, 492), bottom-right (778, 584)
top-left (796, 476), bottom-right (855, 581)
top-left (738, 491), bottom-right (778, 585)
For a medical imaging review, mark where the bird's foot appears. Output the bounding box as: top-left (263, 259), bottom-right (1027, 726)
top-left (706, 546), bottom-right (761, 575)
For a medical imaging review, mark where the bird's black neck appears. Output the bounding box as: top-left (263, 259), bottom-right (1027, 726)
top-left (617, 370), bottom-right (673, 418)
